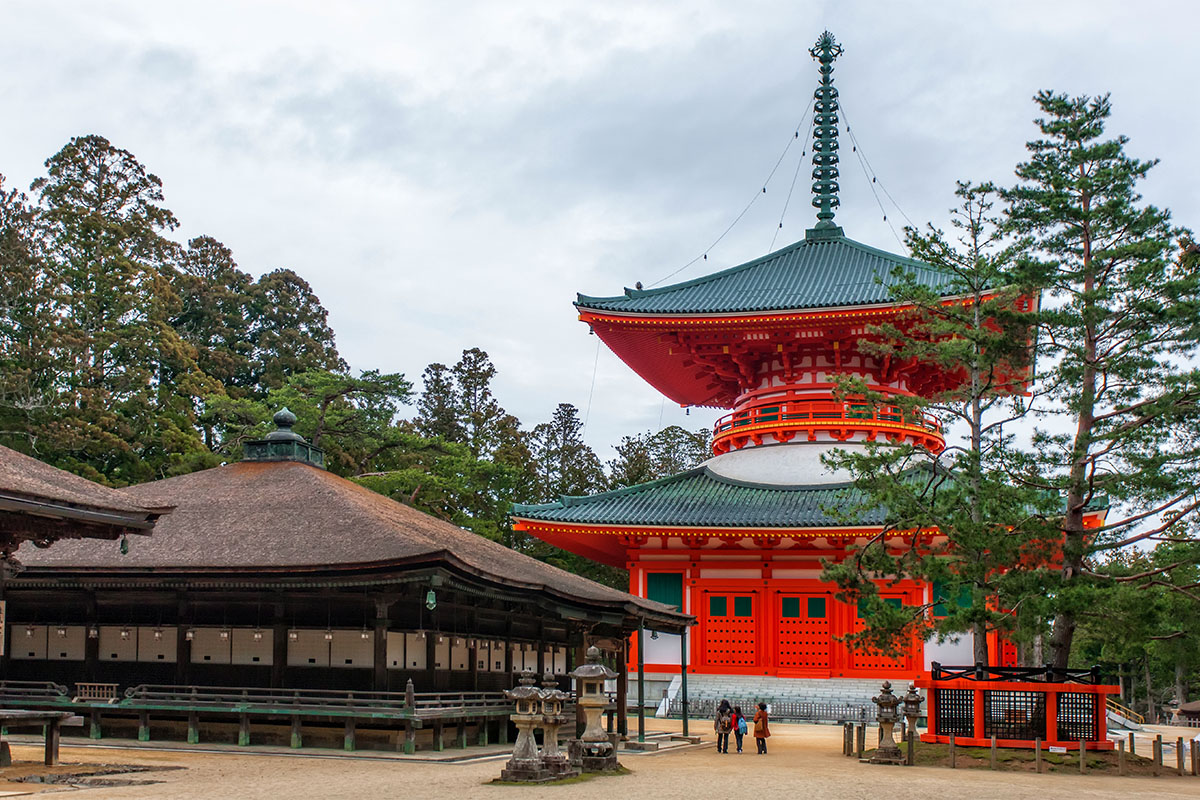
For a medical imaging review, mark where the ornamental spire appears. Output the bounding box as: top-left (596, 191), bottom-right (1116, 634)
top-left (807, 30), bottom-right (843, 241)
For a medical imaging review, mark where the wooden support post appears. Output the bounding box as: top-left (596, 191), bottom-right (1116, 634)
top-left (455, 718), bottom-right (466, 749)
top-left (238, 714), bottom-right (251, 747)
top-left (617, 637), bottom-right (628, 737)
top-left (636, 622), bottom-right (645, 743)
top-left (43, 721), bottom-right (60, 766)
top-left (0, 741), bottom-right (11, 768)
top-left (907, 728), bottom-right (915, 766)
top-left (402, 720), bottom-right (415, 754)
top-left (1191, 739), bottom-right (1199, 777)
top-left (138, 710), bottom-right (150, 742)
top-left (344, 719), bottom-right (356, 752)
top-left (679, 629), bottom-right (689, 738)
top-left (434, 720), bottom-right (444, 752)
top-left (1128, 731), bottom-right (1135, 755)
top-left (187, 712), bottom-right (200, 745)
top-left (1118, 738), bottom-right (1126, 776)
top-left (290, 716), bottom-right (302, 749)
top-left (476, 717), bottom-right (488, 746)
top-left (855, 723), bottom-right (865, 759)
top-left (990, 735), bottom-right (997, 769)
top-left (498, 717), bottom-right (509, 745)
top-left (1034, 738), bottom-right (1042, 773)
top-left (843, 722), bottom-right (852, 756)
top-left (1178, 737), bottom-right (1186, 777)
top-left (1154, 735), bottom-right (1162, 776)
top-left (949, 734), bottom-right (956, 769)
top-left (89, 710), bottom-right (102, 740)
top-left (1079, 739), bottom-right (1086, 774)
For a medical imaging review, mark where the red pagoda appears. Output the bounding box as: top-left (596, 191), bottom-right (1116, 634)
top-left (513, 33), bottom-right (1024, 686)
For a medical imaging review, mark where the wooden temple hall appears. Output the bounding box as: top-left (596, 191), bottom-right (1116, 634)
top-left (0, 412), bottom-right (690, 749)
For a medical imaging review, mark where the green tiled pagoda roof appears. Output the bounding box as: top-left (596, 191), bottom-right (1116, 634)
top-left (511, 467), bottom-right (882, 528)
top-left (576, 234), bottom-right (958, 315)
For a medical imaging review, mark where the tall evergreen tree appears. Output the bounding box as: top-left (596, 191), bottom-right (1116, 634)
top-left (608, 425), bottom-right (712, 488)
top-left (528, 403), bottom-right (606, 502)
top-left (412, 362), bottom-right (465, 442)
top-left (31, 135), bottom-right (217, 483)
top-left (249, 268), bottom-right (345, 394)
top-left (1005, 92), bottom-right (1200, 666)
top-left (0, 176), bottom-right (54, 449)
top-left (820, 182), bottom-right (1050, 663)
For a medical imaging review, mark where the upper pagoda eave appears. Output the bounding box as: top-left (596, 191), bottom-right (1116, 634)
top-left (576, 234), bottom-right (961, 317)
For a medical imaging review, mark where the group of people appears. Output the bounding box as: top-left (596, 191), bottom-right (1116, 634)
top-left (712, 700), bottom-right (770, 754)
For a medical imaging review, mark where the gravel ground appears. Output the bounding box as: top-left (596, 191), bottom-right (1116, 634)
top-left (2, 720), bottom-right (1197, 800)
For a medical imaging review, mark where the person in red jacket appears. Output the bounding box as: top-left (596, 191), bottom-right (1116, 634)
top-left (753, 702), bottom-right (771, 754)
top-left (731, 705), bottom-right (748, 753)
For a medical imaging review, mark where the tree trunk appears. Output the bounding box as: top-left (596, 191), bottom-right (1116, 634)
top-left (1175, 662), bottom-right (1187, 710)
top-left (973, 622), bottom-right (989, 665)
top-left (1032, 632), bottom-right (1043, 666)
top-left (1144, 660), bottom-right (1155, 723)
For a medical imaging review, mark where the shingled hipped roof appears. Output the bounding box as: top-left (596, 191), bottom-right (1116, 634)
top-left (22, 460), bottom-right (685, 624)
top-left (576, 234), bottom-right (958, 316)
top-left (0, 444), bottom-right (168, 536)
top-left (513, 466), bottom-right (879, 528)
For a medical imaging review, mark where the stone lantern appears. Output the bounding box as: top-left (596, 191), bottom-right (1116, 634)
top-left (869, 680), bottom-right (904, 765)
top-left (901, 683), bottom-right (924, 734)
top-left (539, 672), bottom-right (578, 778)
top-left (568, 645), bottom-right (620, 771)
top-left (500, 671), bottom-right (552, 782)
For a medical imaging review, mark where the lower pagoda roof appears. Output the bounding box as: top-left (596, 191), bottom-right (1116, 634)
top-left (512, 466), bottom-right (884, 529)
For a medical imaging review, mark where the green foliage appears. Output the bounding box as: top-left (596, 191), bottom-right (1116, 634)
top-left (608, 425), bottom-right (711, 488)
top-left (1004, 92), bottom-right (1200, 666)
top-left (821, 182), bottom-right (1052, 662)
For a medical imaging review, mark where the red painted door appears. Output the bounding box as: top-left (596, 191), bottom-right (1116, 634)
top-left (702, 593), bottom-right (756, 668)
top-left (776, 594), bottom-right (831, 672)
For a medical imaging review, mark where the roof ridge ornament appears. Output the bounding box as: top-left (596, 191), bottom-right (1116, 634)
top-left (806, 30), bottom-right (845, 242)
top-left (243, 407), bottom-right (326, 469)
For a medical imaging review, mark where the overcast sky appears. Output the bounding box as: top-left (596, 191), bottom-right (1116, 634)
top-left (2, 1), bottom-right (1198, 459)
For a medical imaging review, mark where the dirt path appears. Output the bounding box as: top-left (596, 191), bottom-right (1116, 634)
top-left (3, 721), bottom-right (1197, 799)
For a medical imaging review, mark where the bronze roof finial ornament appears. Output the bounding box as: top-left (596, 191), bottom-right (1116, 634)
top-left (807, 30), bottom-right (844, 240)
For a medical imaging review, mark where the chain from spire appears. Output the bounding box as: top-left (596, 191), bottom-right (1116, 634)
top-left (807, 30), bottom-right (843, 240)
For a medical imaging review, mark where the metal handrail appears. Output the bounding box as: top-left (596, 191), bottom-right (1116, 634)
top-left (929, 662), bottom-right (1102, 685)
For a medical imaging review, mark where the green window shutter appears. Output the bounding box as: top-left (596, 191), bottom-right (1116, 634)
top-left (884, 598), bottom-right (902, 609)
top-left (646, 573), bottom-right (683, 610)
top-left (807, 597), bottom-right (826, 619)
top-left (733, 596), bottom-right (753, 617)
top-left (781, 597), bottom-right (800, 618)
top-left (709, 596), bottom-right (727, 617)
top-left (932, 581), bottom-right (971, 616)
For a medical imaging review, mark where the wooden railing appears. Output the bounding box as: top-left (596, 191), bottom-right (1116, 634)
top-left (930, 662), bottom-right (1102, 685)
top-left (1105, 697), bottom-right (1145, 725)
top-left (0, 680), bottom-right (72, 704)
top-left (668, 697), bottom-right (870, 724)
top-left (712, 397), bottom-right (943, 454)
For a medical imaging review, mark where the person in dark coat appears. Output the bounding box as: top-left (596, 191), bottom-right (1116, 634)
top-left (713, 699), bottom-right (732, 754)
top-left (753, 702), bottom-right (771, 754)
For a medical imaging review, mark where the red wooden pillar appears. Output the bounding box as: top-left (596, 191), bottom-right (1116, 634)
top-left (1045, 690), bottom-right (1058, 745)
top-left (973, 688), bottom-right (985, 740)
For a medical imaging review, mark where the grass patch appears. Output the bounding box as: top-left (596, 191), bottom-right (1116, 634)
top-left (489, 766), bottom-right (633, 786)
top-left (862, 742), bottom-right (1176, 777)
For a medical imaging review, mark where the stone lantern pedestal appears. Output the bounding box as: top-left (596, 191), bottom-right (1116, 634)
top-left (868, 680), bottom-right (906, 765)
top-left (500, 671), bottom-right (554, 782)
top-left (540, 672), bottom-right (579, 778)
top-left (569, 646), bottom-right (621, 772)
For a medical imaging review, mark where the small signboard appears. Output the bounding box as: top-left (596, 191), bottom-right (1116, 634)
top-left (1048, 746), bottom-right (1067, 754)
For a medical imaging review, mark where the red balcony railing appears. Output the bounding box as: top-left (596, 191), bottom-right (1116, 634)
top-left (711, 397), bottom-right (944, 455)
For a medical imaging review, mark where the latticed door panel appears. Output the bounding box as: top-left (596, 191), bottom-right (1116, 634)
top-left (777, 595), bottom-right (830, 669)
top-left (703, 594), bottom-right (756, 667)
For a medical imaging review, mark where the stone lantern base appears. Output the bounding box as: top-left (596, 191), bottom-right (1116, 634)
top-left (570, 739), bottom-right (621, 772)
top-left (500, 759), bottom-right (556, 783)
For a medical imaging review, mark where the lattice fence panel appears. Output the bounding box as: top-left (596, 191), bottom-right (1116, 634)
top-left (1056, 692), bottom-right (1098, 742)
top-left (983, 690), bottom-right (1046, 740)
top-left (934, 689), bottom-right (974, 737)
top-left (776, 596), bottom-right (830, 669)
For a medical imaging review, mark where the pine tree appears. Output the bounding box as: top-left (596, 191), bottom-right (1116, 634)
top-left (820, 182), bottom-right (1051, 663)
top-left (1005, 92), bottom-right (1200, 667)
top-left (413, 363), bottom-right (465, 442)
top-left (248, 268), bottom-right (345, 394)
